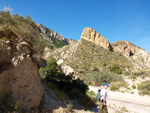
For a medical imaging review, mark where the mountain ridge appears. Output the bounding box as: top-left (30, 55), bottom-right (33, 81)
top-left (37, 24), bottom-right (77, 45)
top-left (45, 27), bottom-right (150, 73)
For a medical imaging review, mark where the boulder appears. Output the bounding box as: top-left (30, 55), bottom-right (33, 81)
top-left (57, 60), bottom-right (74, 75)
top-left (0, 37), bottom-right (43, 110)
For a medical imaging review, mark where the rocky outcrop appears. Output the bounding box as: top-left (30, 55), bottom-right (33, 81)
top-left (112, 40), bottom-right (150, 68)
top-left (0, 37), bottom-right (43, 110)
top-left (81, 27), bottom-right (113, 51)
top-left (57, 60), bottom-right (74, 75)
top-left (67, 39), bottom-right (77, 45)
top-left (112, 40), bottom-right (149, 56)
top-left (37, 24), bottom-right (68, 43)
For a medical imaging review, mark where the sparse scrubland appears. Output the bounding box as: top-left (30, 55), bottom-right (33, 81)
top-left (65, 39), bottom-right (129, 89)
top-left (138, 81), bottom-right (150, 95)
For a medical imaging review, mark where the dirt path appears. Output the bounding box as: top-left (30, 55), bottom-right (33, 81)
top-left (89, 86), bottom-right (150, 113)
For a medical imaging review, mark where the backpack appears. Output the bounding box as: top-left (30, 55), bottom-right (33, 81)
top-left (96, 89), bottom-right (101, 100)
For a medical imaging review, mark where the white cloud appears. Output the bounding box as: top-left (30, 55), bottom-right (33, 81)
top-left (0, 5), bottom-right (13, 13)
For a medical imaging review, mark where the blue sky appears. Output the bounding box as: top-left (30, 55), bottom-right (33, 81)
top-left (0, 0), bottom-right (150, 52)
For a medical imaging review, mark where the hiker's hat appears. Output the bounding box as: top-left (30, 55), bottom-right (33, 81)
top-left (104, 83), bottom-right (109, 87)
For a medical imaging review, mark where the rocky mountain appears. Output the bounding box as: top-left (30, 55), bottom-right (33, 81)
top-left (67, 38), bottom-right (77, 45)
top-left (81, 27), bottom-right (113, 51)
top-left (112, 41), bottom-right (150, 69)
top-left (37, 24), bottom-right (76, 44)
top-left (45, 27), bottom-right (150, 75)
top-left (37, 24), bottom-right (77, 50)
top-left (37, 24), bottom-right (68, 43)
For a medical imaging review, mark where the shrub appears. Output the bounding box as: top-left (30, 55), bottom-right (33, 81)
top-left (124, 71), bottom-right (130, 76)
top-left (39, 57), bottom-right (88, 100)
top-left (133, 72), bottom-right (138, 75)
top-left (130, 91), bottom-right (134, 94)
top-left (39, 67), bottom-right (47, 79)
top-left (110, 81), bottom-right (128, 91)
top-left (110, 64), bottom-right (122, 74)
top-left (121, 90), bottom-right (125, 93)
top-left (131, 75), bottom-right (137, 79)
top-left (110, 86), bottom-right (119, 91)
top-left (116, 69), bottom-right (122, 74)
top-left (127, 87), bottom-right (131, 90)
top-left (65, 100), bottom-right (73, 112)
top-left (131, 84), bottom-right (136, 89)
top-left (88, 71), bottom-right (126, 87)
top-left (121, 106), bottom-right (128, 112)
top-left (86, 91), bottom-right (96, 97)
top-left (138, 81), bottom-right (150, 95)
top-left (133, 71), bottom-right (145, 76)
top-left (45, 57), bottom-right (58, 77)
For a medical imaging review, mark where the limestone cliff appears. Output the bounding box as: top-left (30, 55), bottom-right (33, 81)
top-left (37, 24), bottom-right (68, 43)
top-left (112, 40), bottom-right (150, 69)
top-left (67, 38), bottom-right (77, 45)
top-left (81, 27), bottom-right (113, 51)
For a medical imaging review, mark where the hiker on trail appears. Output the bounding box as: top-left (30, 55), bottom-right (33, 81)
top-left (99, 83), bottom-right (109, 113)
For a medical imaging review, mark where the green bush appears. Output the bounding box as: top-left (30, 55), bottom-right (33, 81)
top-left (127, 87), bottom-right (131, 90)
top-left (85, 71), bottom-right (126, 87)
top-left (116, 69), bottom-right (122, 74)
top-left (110, 81), bottom-right (128, 91)
top-left (110, 64), bottom-right (122, 74)
top-left (121, 106), bottom-right (128, 112)
top-left (39, 67), bottom-right (47, 79)
top-left (110, 85), bottom-right (119, 91)
top-left (40, 57), bottom-right (89, 100)
top-left (131, 84), bottom-right (136, 89)
top-left (86, 91), bottom-right (96, 97)
top-left (130, 91), bottom-right (134, 94)
top-left (133, 71), bottom-right (145, 76)
top-left (138, 81), bottom-right (150, 95)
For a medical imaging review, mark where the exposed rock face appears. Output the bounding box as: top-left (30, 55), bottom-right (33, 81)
top-left (57, 60), bottom-right (74, 75)
top-left (0, 37), bottom-right (43, 110)
top-left (67, 39), bottom-right (77, 45)
top-left (37, 24), bottom-right (68, 43)
top-left (81, 27), bottom-right (113, 51)
top-left (112, 40), bottom-right (150, 69)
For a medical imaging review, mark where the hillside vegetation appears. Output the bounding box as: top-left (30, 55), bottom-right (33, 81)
top-left (138, 81), bottom-right (150, 95)
top-left (39, 57), bottom-right (96, 109)
top-left (39, 31), bottom-right (68, 49)
top-left (46, 39), bottom-right (132, 87)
